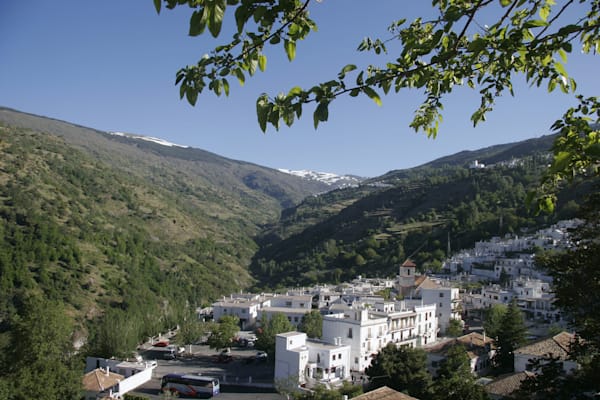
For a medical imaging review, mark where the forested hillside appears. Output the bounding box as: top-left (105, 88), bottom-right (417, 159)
top-left (0, 108), bottom-right (327, 356)
top-left (251, 152), bottom-right (586, 290)
top-left (0, 108), bottom-right (588, 353)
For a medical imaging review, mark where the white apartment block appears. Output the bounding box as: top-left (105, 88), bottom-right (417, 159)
top-left (322, 302), bottom-right (438, 372)
top-left (420, 286), bottom-right (461, 333)
top-left (322, 308), bottom-right (388, 372)
top-left (274, 332), bottom-right (351, 386)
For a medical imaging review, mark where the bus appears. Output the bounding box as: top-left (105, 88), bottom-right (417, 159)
top-left (161, 373), bottom-right (220, 398)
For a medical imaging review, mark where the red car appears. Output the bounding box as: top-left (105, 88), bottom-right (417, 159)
top-left (153, 341), bottom-right (169, 347)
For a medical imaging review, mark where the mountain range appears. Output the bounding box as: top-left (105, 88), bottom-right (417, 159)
top-left (0, 106), bottom-right (582, 332)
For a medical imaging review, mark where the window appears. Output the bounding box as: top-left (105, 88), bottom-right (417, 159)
top-left (439, 293), bottom-right (444, 298)
top-left (347, 328), bottom-right (353, 339)
top-left (294, 317), bottom-right (299, 322)
top-left (355, 357), bottom-right (359, 364)
top-left (338, 353), bottom-right (342, 359)
top-left (285, 301), bottom-right (292, 307)
top-left (439, 302), bottom-right (443, 307)
top-left (332, 354), bottom-right (336, 360)
top-left (300, 303), bottom-right (305, 307)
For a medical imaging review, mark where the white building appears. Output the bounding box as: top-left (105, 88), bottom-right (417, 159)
top-left (322, 302), bottom-right (438, 372)
top-left (274, 331), bottom-right (351, 386)
top-left (514, 332), bottom-right (577, 373)
top-left (212, 293), bottom-right (267, 329)
top-left (322, 307), bottom-right (390, 372)
top-left (420, 286), bottom-right (462, 334)
top-left (84, 357), bottom-right (157, 399)
top-left (259, 294), bottom-right (313, 328)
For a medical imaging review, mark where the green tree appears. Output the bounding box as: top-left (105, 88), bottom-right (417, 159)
top-left (207, 315), bottom-right (239, 350)
top-left (483, 303), bottom-right (507, 340)
top-left (176, 307), bottom-right (203, 346)
top-left (432, 344), bottom-right (489, 400)
top-left (494, 300), bottom-right (526, 373)
top-left (89, 307), bottom-right (143, 359)
top-left (536, 190), bottom-right (600, 393)
top-left (446, 318), bottom-right (464, 337)
top-left (365, 343), bottom-right (432, 398)
top-left (298, 310), bottom-right (322, 339)
top-left (2, 294), bottom-right (82, 400)
top-left (255, 312), bottom-right (293, 360)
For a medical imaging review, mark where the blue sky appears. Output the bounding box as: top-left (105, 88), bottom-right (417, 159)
top-left (1, 1), bottom-right (597, 177)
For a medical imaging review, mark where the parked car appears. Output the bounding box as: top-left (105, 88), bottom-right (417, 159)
top-left (153, 341), bottom-right (169, 347)
top-left (244, 351), bottom-right (267, 364)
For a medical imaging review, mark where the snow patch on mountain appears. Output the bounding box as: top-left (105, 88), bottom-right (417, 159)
top-left (108, 131), bottom-right (189, 148)
top-left (278, 169), bottom-right (365, 188)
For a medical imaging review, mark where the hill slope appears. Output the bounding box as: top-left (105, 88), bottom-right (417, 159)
top-left (0, 108), bottom-right (327, 337)
top-left (250, 139), bottom-right (587, 289)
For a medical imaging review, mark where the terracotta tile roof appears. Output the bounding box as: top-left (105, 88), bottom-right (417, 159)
top-left (456, 332), bottom-right (495, 349)
top-left (401, 260), bottom-right (416, 268)
top-left (82, 368), bottom-right (124, 392)
top-left (351, 386), bottom-right (419, 400)
top-left (417, 277), bottom-right (441, 290)
top-left (514, 331), bottom-right (574, 360)
top-left (484, 371), bottom-right (533, 397)
top-left (427, 332), bottom-right (494, 359)
top-left (413, 275), bottom-right (427, 288)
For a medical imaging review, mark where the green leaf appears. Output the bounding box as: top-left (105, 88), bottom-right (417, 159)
top-left (523, 20), bottom-right (548, 29)
top-left (551, 151), bottom-right (571, 174)
top-left (313, 101), bottom-right (329, 129)
top-left (539, 5), bottom-right (550, 22)
top-left (153, 0), bottom-right (161, 14)
top-left (338, 64), bottom-right (357, 79)
top-left (234, 6), bottom-right (248, 33)
top-left (222, 78), bottom-right (230, 96)
top-left (189, 10), bottom-right (206, 37)
top-left (467, 38), bottom-right (486, 54)
top-left (554, 62), bottom-right (568, 78)
top-left (288, 86), bottom-right (303, 96)
top-left (362, 87), bottom-right (382, 106)
top-left (284, 40), bottom-right (296, 62)
top-left (258, 54), bottom-right (267, 72)
top-left (233, 68), bottom-right (245, 86)
top-left (186, 88), bottom-right (198, 106)
top-left (208, 0), bottom-right (226, 38)
top-left (256, 95), bottom-right (270, 133)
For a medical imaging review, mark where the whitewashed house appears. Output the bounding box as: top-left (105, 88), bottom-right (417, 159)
top-left (274, 331), bottom-right (351, 386)
top-left (322, 307), bottom-right (389, 372)
top-left (212, 293), bottom-right (267, 329)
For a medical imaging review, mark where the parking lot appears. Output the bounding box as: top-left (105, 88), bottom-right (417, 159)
top-left (129, 343), bottom-right (281, 399)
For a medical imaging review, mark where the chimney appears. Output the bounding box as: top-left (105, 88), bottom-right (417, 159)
top-left (105, 366), bottom-right (110, 376)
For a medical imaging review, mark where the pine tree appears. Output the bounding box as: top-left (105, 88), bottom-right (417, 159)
top-left (433, 345), bottom-right (488, 400)
top-left (494, 299), bottom-right (526, 373)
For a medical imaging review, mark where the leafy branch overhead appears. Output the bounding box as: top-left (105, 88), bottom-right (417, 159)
top-left (156, 0), bottom-right (600, 207)
top-left (156, 0), bottom-right (597, 130)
